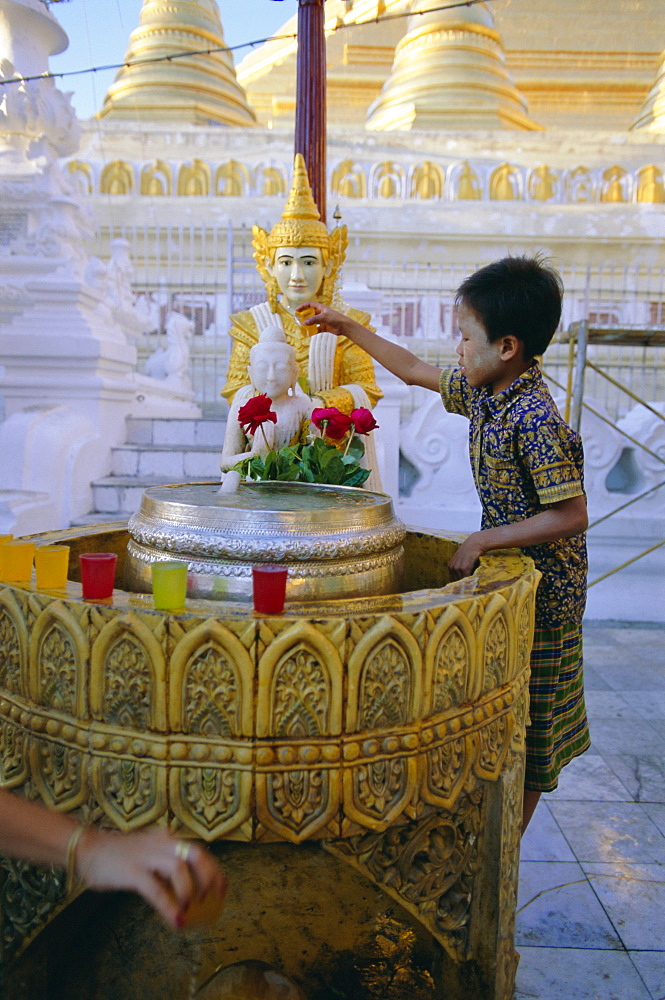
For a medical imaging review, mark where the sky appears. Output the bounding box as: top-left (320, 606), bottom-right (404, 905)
top-left (48, 0), bottom-right (299, 120)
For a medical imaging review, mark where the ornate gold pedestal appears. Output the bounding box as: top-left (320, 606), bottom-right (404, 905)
top-left (0, 522), bottom-right (539, 1000)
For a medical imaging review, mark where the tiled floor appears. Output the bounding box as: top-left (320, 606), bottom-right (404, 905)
top-left (515, 620), bottom-right (665, 1000)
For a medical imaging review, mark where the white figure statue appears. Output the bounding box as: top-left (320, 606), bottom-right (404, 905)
top-left (106, 237), bottom-right (136, 313)
top-left (221, 325), bottom-right (312, 472)
top-left (145, 311), bottom-right (195, 392)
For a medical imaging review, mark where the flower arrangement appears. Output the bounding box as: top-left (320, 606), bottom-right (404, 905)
top-left (234, 397), bottom-right (378, 487)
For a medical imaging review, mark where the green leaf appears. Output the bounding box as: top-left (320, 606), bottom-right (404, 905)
top-left (343, 467), bottom-right (370, 487)
top-left (346, 436), bottom-right (365, 462)
top-left (320, 447), bottom-right (341, 469)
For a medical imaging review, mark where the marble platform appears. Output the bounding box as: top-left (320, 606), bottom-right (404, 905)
top-left (516, 619), bottom-right (665, 1000)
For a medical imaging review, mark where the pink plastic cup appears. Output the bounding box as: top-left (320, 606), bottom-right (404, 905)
top-left (252, 565), bottom-right (288, 614)
top-left (80, 552), bottom-right (117, 600)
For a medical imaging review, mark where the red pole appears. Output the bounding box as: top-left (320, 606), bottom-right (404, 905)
top-left (294, 0), bottom-right (327, 224)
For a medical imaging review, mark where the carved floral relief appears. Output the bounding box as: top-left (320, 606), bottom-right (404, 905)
top-left (0, 720), bottom-right (27, 787)
top-left (0, 605), bottom-right (22, 696)
top-left (329, 789), bottom-right (484, 961)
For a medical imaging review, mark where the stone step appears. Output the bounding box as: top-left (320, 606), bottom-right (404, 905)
top-left (111, 444), bottom-right (222, 479)
top-left (69, 418), bottom-right (229, 526)
top-left (125, 417), bottom-right (227, 447)
top-left (91, 475), bottom-right (219, 518)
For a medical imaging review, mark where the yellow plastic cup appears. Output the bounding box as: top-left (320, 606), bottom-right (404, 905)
top-left (35, 545), bottom-right (70, 590)
top-left (1, 541), bottom-right (35, 583)
top-left (151, 561), bottom-right (188, 611)
top-left (0, 536), bottom-right (14, 581)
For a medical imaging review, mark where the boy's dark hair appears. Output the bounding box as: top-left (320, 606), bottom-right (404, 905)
top-left (455, 255), bottom-right (563, 358)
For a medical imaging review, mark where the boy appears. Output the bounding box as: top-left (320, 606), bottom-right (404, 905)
top-left (301, 256), bottom-right (590, 832)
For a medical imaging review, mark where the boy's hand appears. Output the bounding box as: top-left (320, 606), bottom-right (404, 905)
top-left (297, 302), bottom-right (443, 392)
top-left (297, 302), bottom-right (354, 337)
top-left (448, 532), bottom-right (485, 581)
top-left (448, 496), bottom-right (588, 582)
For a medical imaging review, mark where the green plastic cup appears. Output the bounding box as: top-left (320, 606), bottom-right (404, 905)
top-left (151, 561), bottom-right (188, 611)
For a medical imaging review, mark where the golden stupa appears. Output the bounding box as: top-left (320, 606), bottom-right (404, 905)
top-left (631, 44), bottom-right (665, 131)
top-left (234, 0), bottom-right (665, 132)
top-left (97, 0), bottom-right (256, 126)
top-left (365, 1), bottom-right (539, 131)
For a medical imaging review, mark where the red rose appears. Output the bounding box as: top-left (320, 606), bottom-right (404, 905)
top-left (311, 407), bottom-right (353, 441)
top-left (238, 393), bottom-right (277, 435)
top-left (350, 407), bottom-right (378, 435)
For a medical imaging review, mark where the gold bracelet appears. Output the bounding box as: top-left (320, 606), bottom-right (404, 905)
top-left (65, 825), bottom-right (86, 894)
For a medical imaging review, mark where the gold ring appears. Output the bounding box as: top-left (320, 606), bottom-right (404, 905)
top-left (175, 840), bottom-right (192, 863)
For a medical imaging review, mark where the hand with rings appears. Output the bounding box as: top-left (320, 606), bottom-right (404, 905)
top-left (76, 827), bottom-right (227, 930)
top-left (175, 839), bottom-right (193, 863)
top-left (0, 788), bottom-right (227, 931)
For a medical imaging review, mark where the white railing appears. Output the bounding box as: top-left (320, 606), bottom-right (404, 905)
top-left (95, 224), bottom-right (665, 425)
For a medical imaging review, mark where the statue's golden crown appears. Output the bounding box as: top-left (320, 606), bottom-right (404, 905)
top-left (266, 154), bottom-right (330, 249)
top-left (253, 154), bottom-right (347, 309)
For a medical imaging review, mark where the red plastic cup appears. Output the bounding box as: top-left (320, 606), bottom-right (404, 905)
top-left (80, 552), bottom-right (117, 600)
top-left (252, 565), bottom-right (288, 614)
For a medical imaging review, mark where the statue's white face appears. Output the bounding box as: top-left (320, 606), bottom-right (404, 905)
top-left (249, 343), bottom-right (298, 399)
top-left (267, 245), bottom-right (331, 309)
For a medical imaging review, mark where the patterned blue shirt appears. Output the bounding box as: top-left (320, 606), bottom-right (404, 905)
top-left (439, 363), bottom-right (587, 627)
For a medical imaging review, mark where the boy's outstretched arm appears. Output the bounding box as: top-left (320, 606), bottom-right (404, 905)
top-left (302, 303), bottom-right (442, 392)
top-left (449, 494), bottom-right (588, 580)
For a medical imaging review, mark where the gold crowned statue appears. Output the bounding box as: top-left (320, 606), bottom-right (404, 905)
top-left (222, 156), bottom-right (383, 491)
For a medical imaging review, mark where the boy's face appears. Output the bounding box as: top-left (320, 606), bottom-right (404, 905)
top-left (456, 303), bottom-right (505, 391)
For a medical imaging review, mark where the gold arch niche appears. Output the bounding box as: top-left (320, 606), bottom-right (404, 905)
top-left (410, 161), bottom-right (444, 199)
top-left (254, 164), bottom-right (287, 197)
top-left (100, 160), bottom-right (135, 195)
top-left (140, 160), bottom-right (173, 196)
top-left (167, 619), bottom-right (254, 840)
top-left (0, 590), bottom-right (29, 787)
top-left (28, 603), bottom-right (89, 812)
top-left (255, 621), bottom-right (344, 843)
top-left (370, 161), bottom-right (406, 198)
top-left (343, 615), bottom-right (422, 832)
top-left (67, 160), bottom-right (93, 195)
top-left (215, 160), bottom-right (250, 196)
top-left (490, 163), bottom-right (521, 201)
top-left (178, 160), bottom-right (211, 196)
top-left (528, 166), bottom-right (557, 202)
top-left (89, 612), bottom-right (168, 831)
top-left (564, 166), bottom-right (594, 203)
top-left (637, 165), bottom-right (665, 202)
top-left (450, 161), bottom-right (481, 200)
top-left (601, 166), bottom-right (631, 203)
top-left (331, 159), bottom-right (367, 199)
